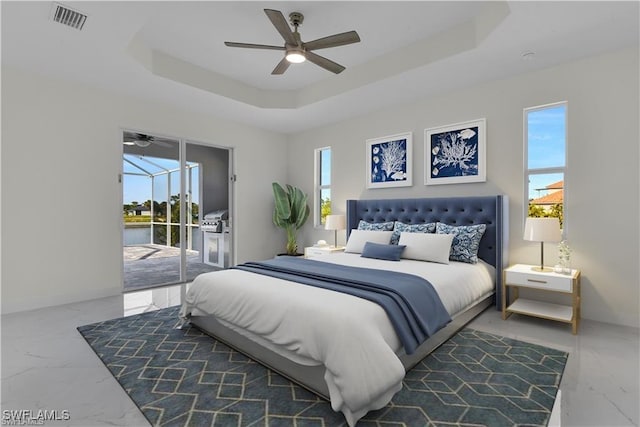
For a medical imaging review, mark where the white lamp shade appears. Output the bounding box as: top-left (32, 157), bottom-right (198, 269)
top-left (523, 217), bottom-right (561, 242)
top-left (324, 214), bottom-right (346, 231)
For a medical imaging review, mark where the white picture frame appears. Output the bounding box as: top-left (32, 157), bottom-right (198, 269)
top-left (366, 132), bottom-right (413, 189)
top-left (424, 118), bottom-right (486, 185)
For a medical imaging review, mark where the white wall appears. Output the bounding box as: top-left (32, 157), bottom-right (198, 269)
top-left (1, 66), bottom-right (288, 314)
top-left (287, 48), bottom-right (639, 328)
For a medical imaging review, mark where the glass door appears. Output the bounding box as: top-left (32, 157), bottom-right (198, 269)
top-left (184, 141), bottom-right (232, 281)
top-left (122, 134), bottom-right (182, 291)
top-left (122, 132), bottom-right (232, 292)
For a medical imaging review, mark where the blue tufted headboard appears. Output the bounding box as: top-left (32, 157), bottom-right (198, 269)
top-left (346, 195), bottom-right (508, 309)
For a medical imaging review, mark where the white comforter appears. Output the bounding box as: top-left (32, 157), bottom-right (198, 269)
top-left (180, 253), bottom-right (494, 426)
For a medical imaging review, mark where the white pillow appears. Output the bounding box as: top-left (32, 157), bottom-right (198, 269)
top-left (398, 232), bottom-right (454, 264)
top-left (344, 230), bottom-right (393, 254)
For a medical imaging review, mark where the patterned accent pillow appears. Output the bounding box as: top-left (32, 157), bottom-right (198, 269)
top-left (390, 221), bottom-right (436, 245)
top-left (357, 220), bottom-right (394, 232)
top-left (436, 222), bottom-right (487, 264)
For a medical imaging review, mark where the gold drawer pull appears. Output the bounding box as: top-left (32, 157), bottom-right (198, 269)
top-left (527, 278), bottom-right (547, 284)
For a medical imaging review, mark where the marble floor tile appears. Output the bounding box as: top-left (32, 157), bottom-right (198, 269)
top-left (1, 289), bottom-right (638, 426)
top-left (2, 295), bottom-right (151, 426)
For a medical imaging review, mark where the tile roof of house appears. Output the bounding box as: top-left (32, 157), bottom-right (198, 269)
top-left (530, 189), bottom-right (564, 205)
top-left (546, 180), bottom-right (564, 190)
top-left (534, 180), bottom-right (564, 192)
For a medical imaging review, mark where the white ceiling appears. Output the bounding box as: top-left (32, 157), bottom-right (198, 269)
top-left (2, 1), bottom-right (638, 134)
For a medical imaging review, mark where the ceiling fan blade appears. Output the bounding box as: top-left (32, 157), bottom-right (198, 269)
top-left (151, 136), bottom-right (177, 148)
top-left (304, 31), bottom-right (361, 51)
top-left (306, 51), bottom-right (345, 74)
top-left (224, 41), bottom-right (285, 51)
top-left (123, 131), bottom-right (141, 140)
top-left (151, 139), bottom-right (172, 148)
top-left (271, 57), bottom-right (291, 75)
top-left (154, 136), bottom-right (176, 144)
top-left (264, 9), bottom-right (297, 46)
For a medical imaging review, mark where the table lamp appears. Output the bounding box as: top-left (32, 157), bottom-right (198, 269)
top-left (324, 215), bottom-right (346, 248)
top-left (523, 217), bottom-right (562, 272)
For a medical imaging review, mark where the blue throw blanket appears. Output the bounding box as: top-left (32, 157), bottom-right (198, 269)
top-left (233, 257), bottom-right (451, 354)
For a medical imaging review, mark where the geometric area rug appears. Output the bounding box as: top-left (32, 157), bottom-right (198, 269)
top-left (77, 306), bottom-right (568, 427)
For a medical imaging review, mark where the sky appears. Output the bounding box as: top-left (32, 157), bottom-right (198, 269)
top-left (123, 155), bottom-right (199, 206)
top-left (320, 148), bottom-right (331, 186)
top-left (526, 104), bottom-right (566, 199)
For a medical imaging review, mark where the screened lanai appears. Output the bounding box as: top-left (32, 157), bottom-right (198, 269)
top-left (122, 152), bottom-right (219, 291)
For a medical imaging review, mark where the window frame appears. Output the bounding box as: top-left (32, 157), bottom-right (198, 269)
top-left (314, 146), bottom-right (331, 228)
top-left (523, 101), bottom-right (568, 233)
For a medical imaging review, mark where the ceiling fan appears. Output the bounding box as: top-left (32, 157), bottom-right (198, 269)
top-left (224, 9), bottom-right (361, 75)
top-left (123, 132), bottom-right (174, 148)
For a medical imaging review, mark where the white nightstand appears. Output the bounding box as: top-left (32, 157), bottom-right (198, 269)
top-left (304, 246), bottom-right (345, 258)
top-left (502, 264), bottom-right (581, 334)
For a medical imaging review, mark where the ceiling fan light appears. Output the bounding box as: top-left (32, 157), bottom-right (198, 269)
top-left (134, 140), bottom-right (152, 148)
top-left (286, 49), bottom-right (306, 63)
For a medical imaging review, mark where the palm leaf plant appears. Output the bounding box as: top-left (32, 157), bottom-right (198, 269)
top-left (272, 182), bottom-right (310, 255)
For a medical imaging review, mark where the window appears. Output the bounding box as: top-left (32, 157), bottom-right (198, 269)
top-left (314, 147), bottom-right (331, 226)
top-left (524, 102), bottom-right (567, 229)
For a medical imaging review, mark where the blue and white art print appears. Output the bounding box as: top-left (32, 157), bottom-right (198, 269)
top-left (424, 119), bottom-right (486, 185)
top-left (366, 132), bottom-right (413, 189)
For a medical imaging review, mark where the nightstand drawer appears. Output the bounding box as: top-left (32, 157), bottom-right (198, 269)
top-left (305, 248), bottom-right (330, 257)
top-left (505, 270), bottom-right (572, 292)
top-left (304, 246), bottom-right (345, 258)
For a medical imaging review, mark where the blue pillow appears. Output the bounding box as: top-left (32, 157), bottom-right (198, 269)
top-left (357, 220), bottom-right (394, 231)
top-left (361, 242), bottom-right (406, 261)
top-left (390, 221), bottom-right (436, 245)
top-left (436, 222), bottom-right (486, 263)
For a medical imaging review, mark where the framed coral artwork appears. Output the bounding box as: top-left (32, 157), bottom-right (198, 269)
top-left (424, 119), bottom-right (486, 185)
top-left (366, 132), bottom-right (412, 189)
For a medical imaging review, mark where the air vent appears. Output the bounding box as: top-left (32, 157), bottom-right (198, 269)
top-left (50, 3), bottom-right (87, 30)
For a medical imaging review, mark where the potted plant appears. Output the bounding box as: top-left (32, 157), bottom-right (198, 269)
top-left (272, 182), bottom-right (310, 255)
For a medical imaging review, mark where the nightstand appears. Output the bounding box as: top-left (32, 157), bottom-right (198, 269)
top-left (304, 246), bottom-right (345, 258)
top-left (502, 264), bottom-right (581, 334)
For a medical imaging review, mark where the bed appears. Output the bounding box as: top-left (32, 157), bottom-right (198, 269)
top-left (181, 195), bottom-right (508, 426)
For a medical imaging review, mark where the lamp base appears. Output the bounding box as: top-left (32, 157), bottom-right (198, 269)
top-left (531, 266), bottom-right (554, 272)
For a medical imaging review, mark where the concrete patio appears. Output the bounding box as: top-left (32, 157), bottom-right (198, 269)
top-left (123, 244), bottom-right (220, 291)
